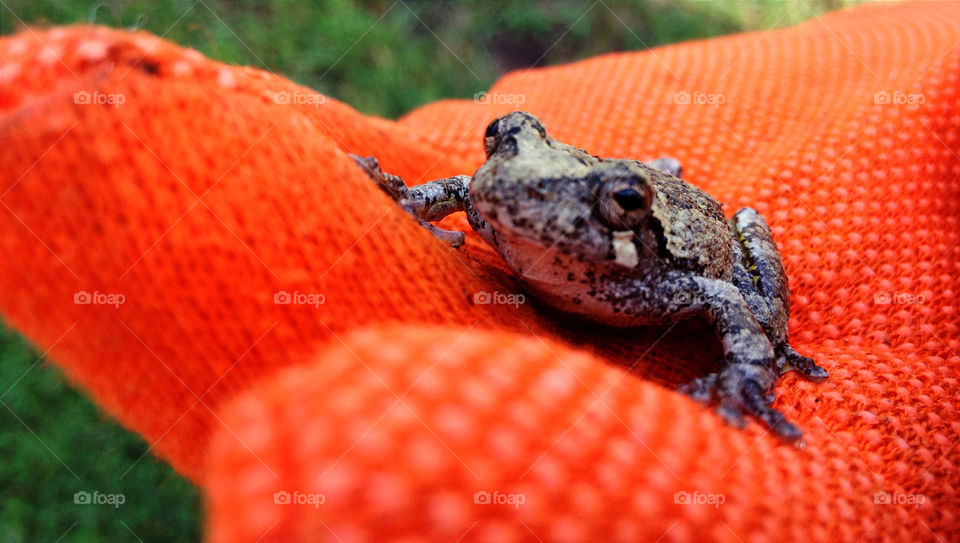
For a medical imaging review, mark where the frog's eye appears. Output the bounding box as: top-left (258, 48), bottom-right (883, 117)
top-left (485, 118), bottom-right (500, 139)
top-left (484, 118), bottom-right (501, 157)
top-left (595, 181), bottom-right (652, 229)
top-left (612, 188), bottom-right (647, 211)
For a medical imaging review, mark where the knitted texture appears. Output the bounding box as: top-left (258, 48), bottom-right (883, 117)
top-left (0, 2), bottom-right (957, 541)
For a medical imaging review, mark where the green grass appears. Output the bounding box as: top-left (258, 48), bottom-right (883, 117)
top-left (0, 326), bottom-right (201, 543)
top-left (1, 0), bottom-right (850, 118)
top-left (0, 1), bottom-right (850, 540)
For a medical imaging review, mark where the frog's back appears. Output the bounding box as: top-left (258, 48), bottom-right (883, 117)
top-left (642, 164), bottom-right (733, 280)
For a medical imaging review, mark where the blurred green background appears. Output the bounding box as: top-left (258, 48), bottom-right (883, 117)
top-left (0, 1), bottom-right (855, 541)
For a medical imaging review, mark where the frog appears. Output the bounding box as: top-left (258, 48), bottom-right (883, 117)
top-left (351, 111), bottom-right (828, 444)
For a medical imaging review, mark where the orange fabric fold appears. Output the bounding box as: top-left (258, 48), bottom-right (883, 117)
top-left (0, 2), bottom-right (958, 540)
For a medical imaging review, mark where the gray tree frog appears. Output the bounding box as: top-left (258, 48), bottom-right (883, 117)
top-left (352, 111), bottom-right (827, 443)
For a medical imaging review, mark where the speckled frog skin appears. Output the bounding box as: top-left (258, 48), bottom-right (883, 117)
top-left (353, 111), bottom-right (828, 443)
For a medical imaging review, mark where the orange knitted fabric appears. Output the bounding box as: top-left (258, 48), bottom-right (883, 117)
top-left (0, 2), bottom-right (958, 541)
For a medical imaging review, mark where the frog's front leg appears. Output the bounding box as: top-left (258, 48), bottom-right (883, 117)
top-left (675, 275), bottom-right (805, 442)
top-left (351, 155), bottom-right (470, 247)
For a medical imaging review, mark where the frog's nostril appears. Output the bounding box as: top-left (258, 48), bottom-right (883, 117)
top-left (613, 189), bottom-right (646, 211)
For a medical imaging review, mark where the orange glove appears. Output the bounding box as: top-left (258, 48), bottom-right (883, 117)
top-left (1, 2), bottom-right (957, 541)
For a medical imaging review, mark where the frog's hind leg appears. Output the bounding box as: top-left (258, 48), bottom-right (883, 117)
top-left (351, 155), bottom-right (470, 247)
top-left (731, 208), bottom-right (828, 382)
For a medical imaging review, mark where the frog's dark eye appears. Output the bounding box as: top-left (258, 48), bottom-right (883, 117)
top-left (484, 118), bottom-right (502, 157)
top-left (613, 189), bottom-right (646, 211)
top-left (485, 119), bottom-right (500, 139)
top-left (595, 178), bottom-right (653, 230)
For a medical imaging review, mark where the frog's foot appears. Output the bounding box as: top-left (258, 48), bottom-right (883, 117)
top-left (350, 154), bottom-right (409, 201)
top-left (350, 154), bottom-right (469, 248)
top-left (643, 157), bottom-right (683, 178)
top-left (679, 372), bottom-right (775, 405)
top-left (775, 343), bottom-right (829, 382)
top-left (680, 363), bottom-right (803, 444)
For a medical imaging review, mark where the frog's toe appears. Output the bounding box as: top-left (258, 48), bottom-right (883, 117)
top-left (420, 222), bottom-right (465, 248)
top-left (744, 386), bottom-right (803, 443)
top-left (718, 363), bottom-right (805, 444)
top-left (351, 154), bottom-right (410, 202)
top-left (678, 373), bottom-right (717, 404)
top-left (716, 398), bottom-right (747, 429)
top-left (776, 344), bottom-right (829, 382)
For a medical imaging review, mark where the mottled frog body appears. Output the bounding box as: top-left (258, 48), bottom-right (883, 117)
top-left (352, 111), bottom-right (828, 444)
